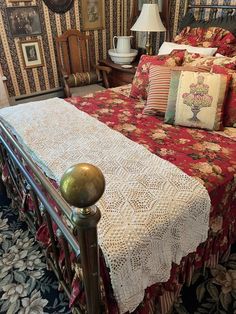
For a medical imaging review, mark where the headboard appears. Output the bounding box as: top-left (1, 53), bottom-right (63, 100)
top-left (184, 1), bottom-right (236, 20)
top-left (180, 1), bottom-right (236, 36)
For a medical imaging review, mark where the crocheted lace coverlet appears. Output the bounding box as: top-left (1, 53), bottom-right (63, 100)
top-left (0, 98), bottom-right (211, 313)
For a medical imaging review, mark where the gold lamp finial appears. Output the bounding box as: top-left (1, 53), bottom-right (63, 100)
top-left (60, 163), bottom-right (105, 210)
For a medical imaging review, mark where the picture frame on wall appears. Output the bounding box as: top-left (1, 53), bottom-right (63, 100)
top-left (7, 6), bottom-right (41, 37)
top-left (42, 0), bottom-right (74, 14)
top-left (19, 40), bottom-right (44, 69)
top-left (81, 0), bottom-right (105, 30)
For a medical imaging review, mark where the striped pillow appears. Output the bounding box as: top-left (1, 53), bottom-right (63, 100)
top-left (143, 66), bottom-right (172, 116)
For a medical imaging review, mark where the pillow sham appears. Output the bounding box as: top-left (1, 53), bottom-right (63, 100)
top-left (174, 26), bottom-right (236, 57)
top-left (183, 55), bottom-right (236, 69)
top-left (211, 65), bottom-right (236, 127)
top-left (158, 42), bottom-right (217, 56)
top-left (130, 50), bottom-right (185, 100)
top-left (175, 71), bottom-right (229, 131)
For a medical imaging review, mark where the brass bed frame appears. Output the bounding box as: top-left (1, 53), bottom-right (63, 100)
top-left (0, 119), bottom-right (103, 314)
top-left (1, 2), bottom-right (236, 314)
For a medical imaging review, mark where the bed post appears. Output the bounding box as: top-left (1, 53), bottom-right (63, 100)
top-left (60, 163), bottom-right (105, 314)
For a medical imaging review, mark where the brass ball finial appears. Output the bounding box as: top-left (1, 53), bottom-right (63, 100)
top-left (60, 163), bottom-right (105, 209)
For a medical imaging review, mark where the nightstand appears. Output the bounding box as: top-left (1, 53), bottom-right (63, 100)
top-left (99, 59), bottom-right (137, 88)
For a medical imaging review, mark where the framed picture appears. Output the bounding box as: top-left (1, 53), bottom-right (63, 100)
top-left (19, 40), bottom-right (44, 69)
top-left (7, 6), bottom-right (41, 37)
top-left (81, 0), bottom-right (105, 30)
top-left (42, 0), bottom-right (74, 14)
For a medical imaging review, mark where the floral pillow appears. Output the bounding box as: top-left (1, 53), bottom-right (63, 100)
top-left (211, 65), bottom-right (236, 127)
top-left (183, 55), bottom-right (236, 70)
top-left (130, 50), bottom-right (185, 100)
top-left (175, 71), bottom-right (229, 131)
top-left (174, 26), bottom-right (236, 56)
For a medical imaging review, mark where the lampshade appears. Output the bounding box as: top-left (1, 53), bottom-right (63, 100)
top-left (131, 4), bottom-right (166, 32)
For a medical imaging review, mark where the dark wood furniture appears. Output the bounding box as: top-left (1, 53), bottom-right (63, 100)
top-left (56, 30), bottom-right (111, 97)
top-left (99, 58), bottom-right (137, 88)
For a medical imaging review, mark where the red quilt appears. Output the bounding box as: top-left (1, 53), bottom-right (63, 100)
top-left (66, 88), bottom-right (236, 313)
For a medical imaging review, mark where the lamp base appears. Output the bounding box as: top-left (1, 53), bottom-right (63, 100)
top-left (145, 32), bottom-right (153, 55)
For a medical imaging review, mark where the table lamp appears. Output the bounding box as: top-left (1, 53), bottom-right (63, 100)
top-left (131, 3), bottom-right (166, 55)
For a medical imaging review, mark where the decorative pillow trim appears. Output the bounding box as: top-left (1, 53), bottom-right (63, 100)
top-left (164, 71), bottom-right (181, 124)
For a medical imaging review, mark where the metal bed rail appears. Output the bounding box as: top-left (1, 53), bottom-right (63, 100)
top-left (0, 118), bottom-right (105, 314)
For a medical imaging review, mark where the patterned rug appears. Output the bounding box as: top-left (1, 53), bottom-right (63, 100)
top-left (172, 244), bottom-right (236, 314)
top-left (0, 181), bottom-right (236, 314)
top-left (0, 181), bottom-right (72, 314)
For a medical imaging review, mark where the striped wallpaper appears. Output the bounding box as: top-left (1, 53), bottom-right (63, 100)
top-left (0, 0), bottom-right (236, 98)
top-left (0, 0), bottom-right (133, 98)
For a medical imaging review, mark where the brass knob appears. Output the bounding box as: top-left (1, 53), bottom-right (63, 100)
top-left (60, 163), bottom-right (105, 208)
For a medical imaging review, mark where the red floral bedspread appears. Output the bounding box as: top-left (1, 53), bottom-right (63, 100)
top-left (66, 88), bottom-right (236, 313)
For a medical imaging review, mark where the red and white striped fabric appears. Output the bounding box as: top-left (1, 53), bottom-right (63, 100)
top-left (144, 65), bottom-right (172, 116)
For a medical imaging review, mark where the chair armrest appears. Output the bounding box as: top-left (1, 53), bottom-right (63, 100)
top-left (96, 65), bottom-right (112, 74)
top-left (61, 69), bottom-right (69, 80)
top-left (96, 65), bottom-right (111, 89)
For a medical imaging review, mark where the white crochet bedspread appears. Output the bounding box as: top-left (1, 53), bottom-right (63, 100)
top-left (0, 98), bottom-right (211, 313)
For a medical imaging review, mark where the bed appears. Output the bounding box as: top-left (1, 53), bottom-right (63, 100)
top-left (1, 2), bottom-right (236, 314)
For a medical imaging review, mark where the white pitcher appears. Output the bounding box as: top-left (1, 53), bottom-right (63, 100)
top-left (113, 36), bottom-right (133, 54)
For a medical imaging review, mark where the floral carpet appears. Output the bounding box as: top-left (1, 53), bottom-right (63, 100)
top-left (0, 183), bottom-right (71, 314)
top-left (172, 244), bottom-right (236, 314)
top-left (0, 180), bottom-right (236, 314)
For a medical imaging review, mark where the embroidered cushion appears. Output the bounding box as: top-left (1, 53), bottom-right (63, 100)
top-left (67, 71), bottom-right (98, 88)
top-left (211, 65), bottom-right (236, 127)
top-left (174, 71), bottom-right (229, 131)
top-left (164, 66), bottom-right (211, 124)
top-left (130, 50), bottom-right (185, 100)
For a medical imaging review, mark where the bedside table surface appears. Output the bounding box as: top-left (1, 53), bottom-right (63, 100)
top-left (99, 58), bottom-right (137, 87)
top-left (99, 59), bottom-right (137, 73)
